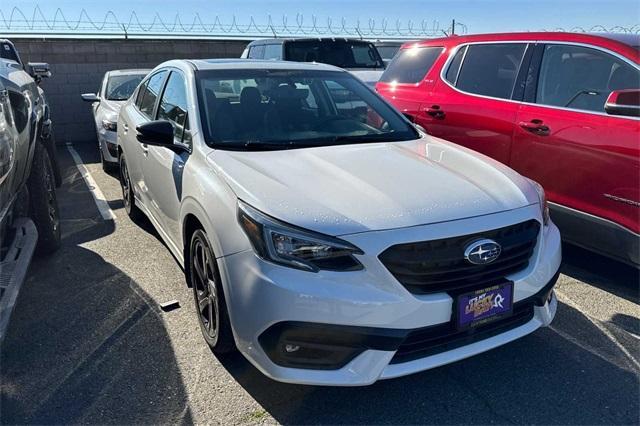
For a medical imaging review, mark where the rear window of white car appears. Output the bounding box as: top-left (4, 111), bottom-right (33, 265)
top-left (379, 46), bottom-right (443, 84)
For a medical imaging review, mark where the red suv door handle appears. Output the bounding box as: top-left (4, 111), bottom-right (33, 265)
top-left (519, 119), bottom-right (550, 136)
top-left (424, 105), bottom-right (446, 119)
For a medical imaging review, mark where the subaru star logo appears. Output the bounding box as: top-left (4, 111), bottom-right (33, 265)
top-left (464, 239), bottom-right (502, 265)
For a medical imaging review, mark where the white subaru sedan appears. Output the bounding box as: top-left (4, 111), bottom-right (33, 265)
top-left (82, 69), bottom-right (149, 171)
top-left (117, 59), bottom-right (561, 386)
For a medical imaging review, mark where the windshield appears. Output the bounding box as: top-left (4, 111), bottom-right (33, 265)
top-left (106, 74), bottom-right (146, 101)
top-left (196, 69), bottom-right (418, 151)
top-left (285, 40), bottom-right (385, 69)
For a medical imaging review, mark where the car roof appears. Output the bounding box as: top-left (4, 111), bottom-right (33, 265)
top-left (594, 33), bottom-right (640, 49)
top-left (408, 32), bottom-right (640, 57)
top-left (247, 37), bottom-right (373, 45)
top-left (107, 69), bottom-right (151, 76)
top-left (189, 58), bottom-right (345, 72)
top-left (373, 41), bottom-right (409, 47)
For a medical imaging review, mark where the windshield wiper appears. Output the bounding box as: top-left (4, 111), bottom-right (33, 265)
top-left (212, 140), bottom-right (300, 151)
top-left (327, 133), bottom-right (400, 144)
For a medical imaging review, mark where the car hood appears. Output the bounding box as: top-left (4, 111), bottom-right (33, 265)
top-left (99, 99), bottom-right (125, 119)
top-left (348, 69), bottom-right (385, 86)
top-left (207, 137), bottom-right (538, 236)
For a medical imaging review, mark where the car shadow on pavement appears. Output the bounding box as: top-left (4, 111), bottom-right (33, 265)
top-left (217, 298), bottom-right (639, 425)
top-left (0, 147), bottom-right (193, 425)
top-left (561, 243), bottom-right (639, 304)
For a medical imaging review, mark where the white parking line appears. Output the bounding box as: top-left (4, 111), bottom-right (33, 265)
top-left (66, 145), bottom-right (117, 221)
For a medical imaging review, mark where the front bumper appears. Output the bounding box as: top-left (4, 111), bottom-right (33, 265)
top-left (98, 128), bottom-right (118, 163)
top-left (218, 205), bottom-right (562, 386)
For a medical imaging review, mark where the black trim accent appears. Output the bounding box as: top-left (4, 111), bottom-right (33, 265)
top-left (258, 321), bottom-right (406, 370)
top-left (523, 43), bottom-right (545, 104)
top-left (259, 268), bottom-right (560, 370)
top-left (549, 203), bottom-right (639, 267)
top-left (511, 43), bottom-right (534, 102)
top-left (378, 220), bottom-right (540, 295)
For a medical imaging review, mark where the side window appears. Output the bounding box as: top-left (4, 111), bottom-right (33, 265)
top-left (263, 44), bottom-right (282, 60)
top-left (379, 46), bottom-right (443, 84)
top-left (248, 45), bottom-right (265, 59)
top-left (157, 71), bottom-right (190, 145)
top-left (444, 46), bottom-right (466, 85)
top-left (134, 79), bottom-right (148, 108)
top-left (138, 71), bottom-right (167, 117)
top-left (536, 44), bottom-right (640, 113)
top-left (0, 41), bottom-right (20, 63)
top-left (454, 43), bottom-right (527, 99)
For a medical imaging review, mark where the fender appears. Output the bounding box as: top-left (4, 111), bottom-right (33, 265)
top-left (180, 195), bottom-right (252, 267)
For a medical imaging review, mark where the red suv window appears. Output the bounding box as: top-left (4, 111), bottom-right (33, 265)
top-left (445, 43), bottom-right (527, 100)
top-left (535, 44), bottom-right (639, 113)
top-left (379, 46), bottom-right (443, 84)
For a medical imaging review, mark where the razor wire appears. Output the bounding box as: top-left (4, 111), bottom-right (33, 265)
top-left (546, 24), bottom-right (640, 34)
top-left (0, 5), bottom-right (462, 39)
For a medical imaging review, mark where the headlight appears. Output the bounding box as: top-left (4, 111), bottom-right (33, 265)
top-left (237, 200), bottom-right (364, 272)
top-left (528, 178), bottom-right (550, 226)
top-left (102, 119), bottom-right (117, 131)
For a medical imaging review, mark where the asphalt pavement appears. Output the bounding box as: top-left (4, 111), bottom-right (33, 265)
top-left (1, 143), bottom-right (638, 425)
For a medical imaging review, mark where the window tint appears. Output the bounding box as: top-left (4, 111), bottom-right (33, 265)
top-left (196, 69), bottom-right (417, 149)
top-left (444, 46), bottom-right (466, 84)
top-left (263, 44), bottom-right (282, 60)
top-left (536, 44), bottom-right (640, 113)
top-left (158, 71), bottom-right (189, 144)
top-left (106, 74), bottom-right (146, 101)
top-left (379, 46), bottom-right (443, 84)
top-left (134, 79), bottom-right (147, 107)
top-left (285, 40), bottom-right (384, 69)
top-left (0, 41), bottom-right (19, 62)
top-left (138, 71), bottom-right (167, 117)
top-left (455, 43), bottom-right (526, 99)
top-left (248, 45), bottom-right (265, 59)
top-left (376, 45), bottom-right (401, 61)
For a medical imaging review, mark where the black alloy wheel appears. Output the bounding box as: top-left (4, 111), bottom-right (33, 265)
top-left (189, 229), bottom-right (235, 353)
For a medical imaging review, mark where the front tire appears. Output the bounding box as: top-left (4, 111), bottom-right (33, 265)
top-left (28, 143), bottom-right (61, 254)
top-left (119, 154), bottom-right (142, 221)
top-left (189, 229), bottom-right (235, 354)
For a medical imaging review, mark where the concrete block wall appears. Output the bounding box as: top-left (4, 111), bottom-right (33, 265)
top-left (11, 38), bottom-right (249, 144)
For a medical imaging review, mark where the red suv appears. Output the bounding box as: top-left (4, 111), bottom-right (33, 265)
top-left (377, 32), bottom-right (640, 266)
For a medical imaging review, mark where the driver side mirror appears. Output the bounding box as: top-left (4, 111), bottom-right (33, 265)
top-left (81, 93), bottom-right (100, 103)
top-left (605, 89), bottom-right (640, 117)
top-left (27, 62), bottom-right (51, 83)
top-left (136, 120), bottom-right (183, 151)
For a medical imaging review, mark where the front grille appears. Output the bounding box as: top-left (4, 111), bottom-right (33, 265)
top-left (390, 301), bottom-right (535, 364)
top-left (379, 220), bottom-right (540, 294)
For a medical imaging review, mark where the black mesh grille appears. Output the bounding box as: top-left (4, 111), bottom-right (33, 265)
top-left (379, 220), bottom-right (540, 294)
top-left (390, 301), bottom-right (535, 364)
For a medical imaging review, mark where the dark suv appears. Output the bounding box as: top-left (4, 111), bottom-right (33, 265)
top-left (0, 39), bottom-right (61, 340)
top-left (241, 38), bottom-right (386, 86)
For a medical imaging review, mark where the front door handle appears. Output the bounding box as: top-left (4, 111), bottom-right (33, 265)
top-left (519, 119), bottom-right (550, 136)
top-left (424, 105), bottom-right (446, 119)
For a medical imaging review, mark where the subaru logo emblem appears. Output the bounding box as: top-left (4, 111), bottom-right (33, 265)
top-left (464, 239), bottom-right (501, 265)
